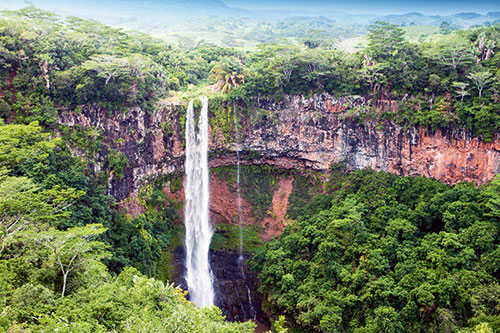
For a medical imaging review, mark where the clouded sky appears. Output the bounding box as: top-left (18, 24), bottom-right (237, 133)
top-left (224, 0), bottom-right (499, 15)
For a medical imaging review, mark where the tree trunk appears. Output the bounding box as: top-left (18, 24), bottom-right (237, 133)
top-left (62, 273), bottom-right (67, 297)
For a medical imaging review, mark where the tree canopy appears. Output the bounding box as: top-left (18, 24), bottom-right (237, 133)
top-left (252, 168), bottom-right (500, 332)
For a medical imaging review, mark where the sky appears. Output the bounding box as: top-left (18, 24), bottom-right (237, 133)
top-left (224, 0), bottom-right (500, 15)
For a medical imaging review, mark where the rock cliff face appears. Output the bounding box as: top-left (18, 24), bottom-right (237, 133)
top-left (57, 93), bottom-right (500, 204)
top-left (208, 172), bottom-right (292, 241)
top-left (170, 247), bottom-right (268, 325)
top-left (57, 93), bottom-right (500, 324)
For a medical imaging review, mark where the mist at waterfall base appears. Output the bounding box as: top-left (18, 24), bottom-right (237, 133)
top-left (184, 97), bottom-right (215, 307)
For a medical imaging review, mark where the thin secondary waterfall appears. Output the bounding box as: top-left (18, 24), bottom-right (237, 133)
top-left (236, 153), bottom-right (244, 261)
top-left (233, 102), bottom-right (244, 262)
top-left (233, 103), bottom-right (257, 320)
top-left (184, 96), bottom-right (215, 307)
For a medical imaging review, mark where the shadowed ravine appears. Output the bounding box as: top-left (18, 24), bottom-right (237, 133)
top-left (171, 246), bottom-right (270, 327)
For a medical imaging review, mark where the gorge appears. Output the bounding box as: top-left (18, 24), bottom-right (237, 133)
top-left (56, 93), bottom-right (500, 322)
top-left (3, 5), bottom-right (500, 331)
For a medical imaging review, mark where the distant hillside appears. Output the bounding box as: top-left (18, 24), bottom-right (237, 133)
top-left (1, 0), bottom-right (497, 48)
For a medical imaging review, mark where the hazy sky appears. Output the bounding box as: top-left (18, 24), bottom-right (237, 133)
top-left (224, 0), bottom-right (500, 15)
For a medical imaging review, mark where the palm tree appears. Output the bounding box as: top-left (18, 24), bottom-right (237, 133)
top-left (209, 57), bottom-right (245, 94)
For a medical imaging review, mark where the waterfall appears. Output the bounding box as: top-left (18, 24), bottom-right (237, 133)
top-left (233, 101), bottom-right (244, 261)
top-left (236, 152), bottom-right (244, 260)
top-left (184, 97), bottom-right (215, 307)
top-left (233, 103), bottom-right (257, 320)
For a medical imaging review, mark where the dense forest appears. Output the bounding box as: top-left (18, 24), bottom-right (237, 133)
top-left (2, 6), bottom-right (500, 137)
top-left (252, 167), bottom-right (500, 332)
top-left (0, 4), bottom-right (499, 332)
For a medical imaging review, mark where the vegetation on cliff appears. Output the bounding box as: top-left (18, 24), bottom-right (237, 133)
top-left (1, 7), bottom-right (500, 140)
top-left (0, 120), bottom-right (255, 331)
top-left (252, 167), bottom-right (500, 332)
top-left (1, 5), bottom-right (500, 332)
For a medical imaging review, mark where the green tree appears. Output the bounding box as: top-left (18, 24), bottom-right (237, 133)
top-left (452, 82), bottom-right (470, 101)
top-left (367, 21), bottom-right (406, 61)
top-left (483, 174), bottom-right (500, 219)
top-left (35, 224), bottom-right (109, 296)
top-left (0, 171), bottom-right (81, 253)
top-left (468, 70), bottom-right (493, 97)
top-left (0, 122), bottom-right (57, 171)
top-left (425, 36), bottom-right (474, 71)
top-left (209, 57), bottom-right (245, 94)
top-left (359, 56), bottom-right (387, 97)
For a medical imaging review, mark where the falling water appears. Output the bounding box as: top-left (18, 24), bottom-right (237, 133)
top-left (233, 102), bottom-right (244, 261)
top-left (233, 103), bottom-right (257, 320)
top-left (236, 152), bottom-right (244, 260)
top-left (184, 97), bottom-right (215, 307)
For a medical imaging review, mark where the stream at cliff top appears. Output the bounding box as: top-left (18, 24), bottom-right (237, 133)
top-left (184, 96), bottom-right (214, 307)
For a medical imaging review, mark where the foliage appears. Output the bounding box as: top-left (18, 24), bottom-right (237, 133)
top-left (0, 170), bottom-right (82, 253)
top-left (252, 169), bottom-right (500, 332)
top-left (0, 7), bottom-right (235, 116)
top-left (211, 223), bottom-right (263, 253)
top-left (209, 56), bottom-right (245, 94)
top-left (0, 122), bottom-right (250, 331)
top-left (367, 21), bottom-right (406, 61)
top-left (208, 95), bottom-right (238, 143)
top-left (286, 173), bottom-right (324, 220)
top-left (107, 149), bottom-right (128, 181)
top-left (0, 121), bottom-right (57, 174)
top-left (34, 224), bottom-right (109, 296)
top-left (1, 266), bottom-right (255, 331)
top-left (0, 122), bottom-right (84, 252)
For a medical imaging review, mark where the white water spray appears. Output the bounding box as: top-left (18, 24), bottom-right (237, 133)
top-left (184, 97), bottom-right (215, 307)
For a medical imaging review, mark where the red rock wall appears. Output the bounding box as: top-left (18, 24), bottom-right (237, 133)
top-left (57, 93), bottom-right (500, 205)
top-left (162, 172), bottom-right (292, 241)
top-left (210, 94), bottom-right (500, 187)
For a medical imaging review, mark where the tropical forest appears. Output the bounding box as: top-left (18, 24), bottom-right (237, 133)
top-left (1, 0), bottom-right (500, 332)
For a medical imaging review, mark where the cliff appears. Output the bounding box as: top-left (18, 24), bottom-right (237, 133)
top-left (57, 93), bottom-right (500, 204)
top-left (57, 93), bottom-right (500, 323)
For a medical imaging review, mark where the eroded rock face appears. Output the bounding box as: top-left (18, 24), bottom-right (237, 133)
top-left (260, 177), bottom-right (293, 241)
top-left (56, 93), bottom-right (500, 324)
top-left (169, 246), bottom-right (268, 325)
top-left (57, 93), bottom-right (500, 204)
top-left (208, 174), bottom-right (254, 227)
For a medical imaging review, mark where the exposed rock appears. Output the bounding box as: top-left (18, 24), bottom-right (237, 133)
top-left (208, 174), bottom-right (254, 227)
top-left (57, 93), bottom-right (500, 204)
top-left (170, 246), bottom-right (269, 325)
top-left (261, 177), bottom-right (293, 241)
top-left (118, 192), bottom-right (145, 217)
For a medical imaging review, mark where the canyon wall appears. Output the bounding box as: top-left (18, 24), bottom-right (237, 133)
top-left (57, 93), bottom-right (500, 323)
top-left (57, 93), bottom-right (500, 204)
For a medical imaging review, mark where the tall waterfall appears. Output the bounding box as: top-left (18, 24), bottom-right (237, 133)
top-left (184, 97), bottom-right (215, 307)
